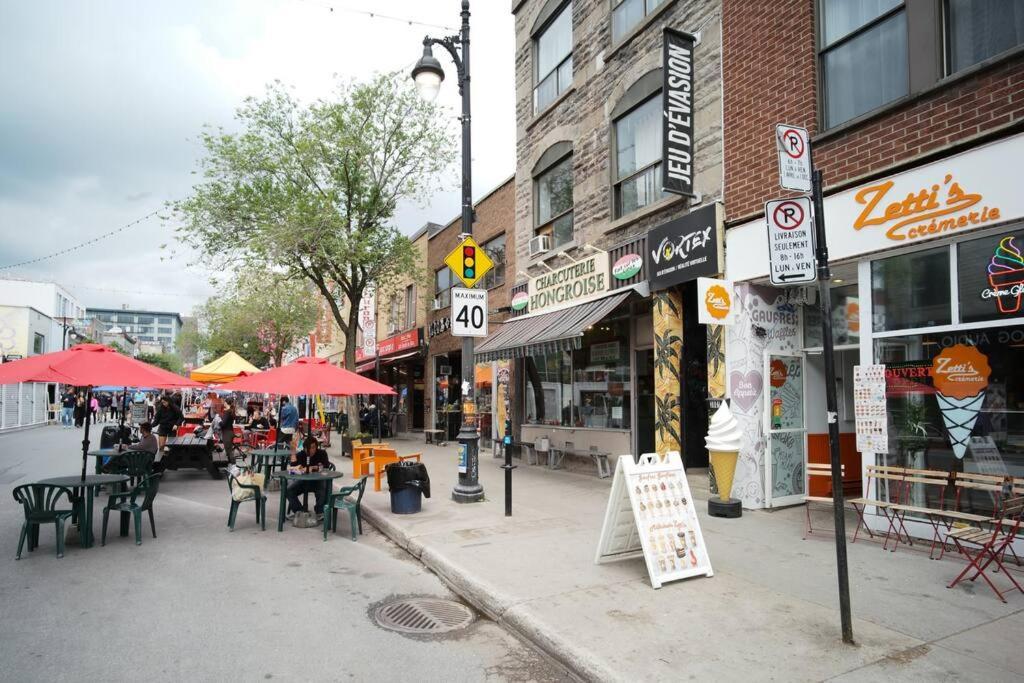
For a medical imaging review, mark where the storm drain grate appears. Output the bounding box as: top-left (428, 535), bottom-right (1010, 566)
top-left (373, 597), bottom-right (474, 635)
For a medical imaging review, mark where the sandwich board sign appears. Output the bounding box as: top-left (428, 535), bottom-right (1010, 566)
top-left (595, 451), bottom-right (713, 588)
top-left (766, 196), bottom-right (817, 286)
top-left (776, 124), bottom-right (812, 193)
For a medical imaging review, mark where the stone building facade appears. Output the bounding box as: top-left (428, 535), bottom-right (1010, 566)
top-left (505, 0), bottom-right (725, 465)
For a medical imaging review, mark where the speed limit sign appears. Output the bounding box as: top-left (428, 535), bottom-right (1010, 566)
top-left (451, 288), bottom-right (488, 337)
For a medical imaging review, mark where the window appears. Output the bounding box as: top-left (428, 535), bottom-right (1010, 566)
top-left (614, 95), bottom-right (668, 217)
top-left (32, 333), bottom-right (45, 355)
top-left (389, 296), bottom-right (401, 332)
top-left (481, 235), bottom-right (506, 289)
top-left (157, 326), bottom-right (172, 335)
top-left (946, 0), bottom-right (1024, 74)
top-left (871, 246), bottom-right (951, 332)
top-left (819, 0), bottom-right (908, 128)
top-left (534, 2), bottom-right (573, 113)
top-left (612, 0), bottom-right (666, 43)
top-left (524, 315), bottom-right (632, 428)
top-left (136, 315), bottom-right (154, 325)
top-left (535, 155), bottom-right (574, 248)
top-left (159, 316), bottom-right (172, 325)
top-left (959, 230), bottom-right (1024, 324)
top-left (405, 284), bottom-right (416, 329)
top-left (435, 267), bottom-right (452, 309)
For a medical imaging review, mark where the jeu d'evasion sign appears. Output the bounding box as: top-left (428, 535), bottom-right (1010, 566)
top-left (662, 28), bottom-right (696, 197)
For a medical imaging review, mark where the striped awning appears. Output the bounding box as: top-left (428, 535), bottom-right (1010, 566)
top-left (474, 291), bottom-right (632, 362)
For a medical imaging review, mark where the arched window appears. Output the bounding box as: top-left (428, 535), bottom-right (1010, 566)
top-left (611, 70), bottom-right (668, 218)
top-left (533, 141), bottom-right (574, 248)
top-left (533, 0), bottom-right (573, 113)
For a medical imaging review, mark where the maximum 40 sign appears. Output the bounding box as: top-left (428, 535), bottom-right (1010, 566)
top-left (765, 196), bottom-right (817, 286)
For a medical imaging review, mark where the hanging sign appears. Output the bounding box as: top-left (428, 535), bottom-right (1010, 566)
top-left (662, 28), bottom-right (697, 197)
top-left (595, 451), bottom-right (713, 589)
top-left (766, 196), bottom-right (817, 285)
top-left (358, 287), bottom-right (377, 357)
top-left (697, 277), bottom-right (735, 325)
top-left (853, 364), bottom-right (888, 454)
top-left (445, 236), bottom-right (494, 289)
top-left (646, 203), bottom-right (724, 290)
top-left (775, 124), bottom-right (812, 193)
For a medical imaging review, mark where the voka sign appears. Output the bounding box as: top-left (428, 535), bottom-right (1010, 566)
top-left (662, 28), bottom-right (696, 197)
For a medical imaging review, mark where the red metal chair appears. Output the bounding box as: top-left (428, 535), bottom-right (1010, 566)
top-left (947, 496), bottom-right (1024, 603)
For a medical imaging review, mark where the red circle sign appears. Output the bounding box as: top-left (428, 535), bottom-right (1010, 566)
top-left (781, 128), bottom-right (805, 159)
top-left (772, 201), bottom-right (805, 230)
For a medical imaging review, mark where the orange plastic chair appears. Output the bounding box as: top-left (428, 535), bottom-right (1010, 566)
top-left (352, 444), bottom-right (389, 478)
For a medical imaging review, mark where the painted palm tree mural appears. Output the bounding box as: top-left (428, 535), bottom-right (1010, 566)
top-left (653, 290), bottom-right (683, 455)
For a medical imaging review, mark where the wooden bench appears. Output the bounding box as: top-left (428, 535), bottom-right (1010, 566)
top-left (423, 429), bottom-right (445, 445)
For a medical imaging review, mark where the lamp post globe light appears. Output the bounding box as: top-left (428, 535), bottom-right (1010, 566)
top-left (412, 1), bottom-right (483, 504)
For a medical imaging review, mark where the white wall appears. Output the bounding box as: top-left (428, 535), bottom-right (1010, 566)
top-left (0, 280), bottom-right (83, 352)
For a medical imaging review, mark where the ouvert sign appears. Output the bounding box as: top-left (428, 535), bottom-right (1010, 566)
top-left (527, 252), bottom-right (610, 315)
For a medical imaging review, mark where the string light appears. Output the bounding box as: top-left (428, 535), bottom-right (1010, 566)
top-left (288, 0), bottom-right (456, 32)
top-left (0, 209), bottom-right (162, 271)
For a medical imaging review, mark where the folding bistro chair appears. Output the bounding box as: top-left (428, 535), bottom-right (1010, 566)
top-left (848, 465), bottom-right (906, 548)
top-left (883, 469), bottom-right (960, 559)
top-left (803, 463), bottom-right (844, 540)
top-left (947, 496), bottom-right (1024, 603)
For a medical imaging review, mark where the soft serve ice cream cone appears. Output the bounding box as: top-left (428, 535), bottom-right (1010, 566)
top-left (706, 401), bottom-right (742, 501)
top-left (987, 236), bottom-right (1024, 314)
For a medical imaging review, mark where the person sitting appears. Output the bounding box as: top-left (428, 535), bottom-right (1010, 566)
top-left (128, 421), bottom-right (159, 456)
top-left (248, 409), bottom-right (270, 431)
top-left (286, 436), bottom-right (332, 520)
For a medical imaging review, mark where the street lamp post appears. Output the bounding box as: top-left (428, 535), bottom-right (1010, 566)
top-left (412, 0), bottom-right (484, 503)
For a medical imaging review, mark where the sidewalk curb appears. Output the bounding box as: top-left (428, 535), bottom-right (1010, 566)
top-left (362, 504), bottom-right (616, 682)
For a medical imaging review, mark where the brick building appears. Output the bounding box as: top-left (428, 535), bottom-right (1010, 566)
top-left (427, 177), bottom-right (516, 449)
top-left (483, 0), bottom-right (726, 468)
top-left (720, 0), bottom-right (1024, 513)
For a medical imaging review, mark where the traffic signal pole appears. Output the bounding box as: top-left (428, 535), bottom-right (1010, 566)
top-left (451, 1), bottom-right (483, 504)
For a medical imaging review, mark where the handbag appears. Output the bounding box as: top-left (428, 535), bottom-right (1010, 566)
top-left (230, 471), bottom-right (266, 501)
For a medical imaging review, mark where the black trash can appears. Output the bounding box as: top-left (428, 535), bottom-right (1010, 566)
top-left (100, 425), bottom-right (124, 449)
top-left (386, 461), bottom-right (430, 514)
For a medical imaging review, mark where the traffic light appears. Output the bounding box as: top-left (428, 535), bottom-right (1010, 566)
top-left (463, 245), bottom-right (475, 280)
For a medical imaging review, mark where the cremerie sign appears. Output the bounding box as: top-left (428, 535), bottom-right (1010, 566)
top-left (527, 252), bottom-right (610, 315)
top-left (662, 28), bottom-right (696, 197)
top-left (646, 203), bottom-right (724, 290)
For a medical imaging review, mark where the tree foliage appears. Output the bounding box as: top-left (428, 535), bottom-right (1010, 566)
top-left (191, 271), bottom-right (320, 368)
top-left (174, 73), bottom-right (455, 372)
top-left (137, 352), bottom-right (184, 375)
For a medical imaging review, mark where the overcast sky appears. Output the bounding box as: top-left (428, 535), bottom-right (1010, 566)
top-left (0, 0), bottom-right (515, 316)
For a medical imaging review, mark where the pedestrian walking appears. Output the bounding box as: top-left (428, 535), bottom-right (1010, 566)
top-left (278, 396), bottom-right (299, 456)
top-left (220, 397), bottom-right (237, 464)
top-left (73, 393), bottom-right (86, 428)
top-left (145, 394), bottom-right (155, 421)
top-left (60, 390), bottom-right (75, 428)
top-left (154, 394), bottom-right (183, 452)
top-left (89, 395), bottom-right (99, 424)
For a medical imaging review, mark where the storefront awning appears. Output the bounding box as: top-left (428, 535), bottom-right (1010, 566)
top-left (474, 291), bottom-right (632, 362)
top-left (356, 360), bottom-right (376, 374)
top-left (381, 350), bottom-right (420, 365)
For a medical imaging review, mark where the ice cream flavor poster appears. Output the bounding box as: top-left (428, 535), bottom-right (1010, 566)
top-left (931, 344), bottom-right (992, 460)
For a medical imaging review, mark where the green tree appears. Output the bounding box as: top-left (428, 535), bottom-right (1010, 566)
top-left (174, 73), bottom-right (453, 378)
top-left (137, 352), bottom-right (184, 375)
top-left (192, 272), bottom-right (320, 369)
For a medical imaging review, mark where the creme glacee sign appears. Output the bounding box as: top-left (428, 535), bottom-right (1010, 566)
top-left (526, 252), bottom-right (610, 315)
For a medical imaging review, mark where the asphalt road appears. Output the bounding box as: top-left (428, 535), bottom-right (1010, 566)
top-left (0, 424), bottom-right (571, 682)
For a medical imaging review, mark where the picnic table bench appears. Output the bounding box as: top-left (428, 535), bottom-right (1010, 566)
top-left (163, 435), bottom-right (224, 479)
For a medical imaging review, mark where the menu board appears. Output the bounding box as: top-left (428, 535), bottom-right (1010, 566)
top-left (853, 364), bottom-right (888, 453)
top-left (595, 452), bottom-right (713, 588)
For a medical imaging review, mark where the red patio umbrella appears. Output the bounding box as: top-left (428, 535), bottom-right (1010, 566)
top-left (224, 357), bottom-right (394, 440)
top-left (223, 356), bottom-right (394, 396)
top-left (0, 344), bottom-right (203, 479)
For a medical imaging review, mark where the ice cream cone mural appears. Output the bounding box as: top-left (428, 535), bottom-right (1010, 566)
top-left (706, 401), bottom-right (742, 501)
top-left (987, 236), bottom-right (1024, 314)
top-left (931, 344), bottom-right (991, 460)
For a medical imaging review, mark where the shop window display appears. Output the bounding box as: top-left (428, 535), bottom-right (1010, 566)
top-left (524, 315), bottom-right (631, 429)
top-left (875, 326), bottom-right (1024, 517)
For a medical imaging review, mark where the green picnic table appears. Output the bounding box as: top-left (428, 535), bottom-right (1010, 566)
top-left (36, 474), bottom-right (130, 549)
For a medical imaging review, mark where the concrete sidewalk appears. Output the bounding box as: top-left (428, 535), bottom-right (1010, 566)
top-left (355, 438), bottom-right (1024, 682)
